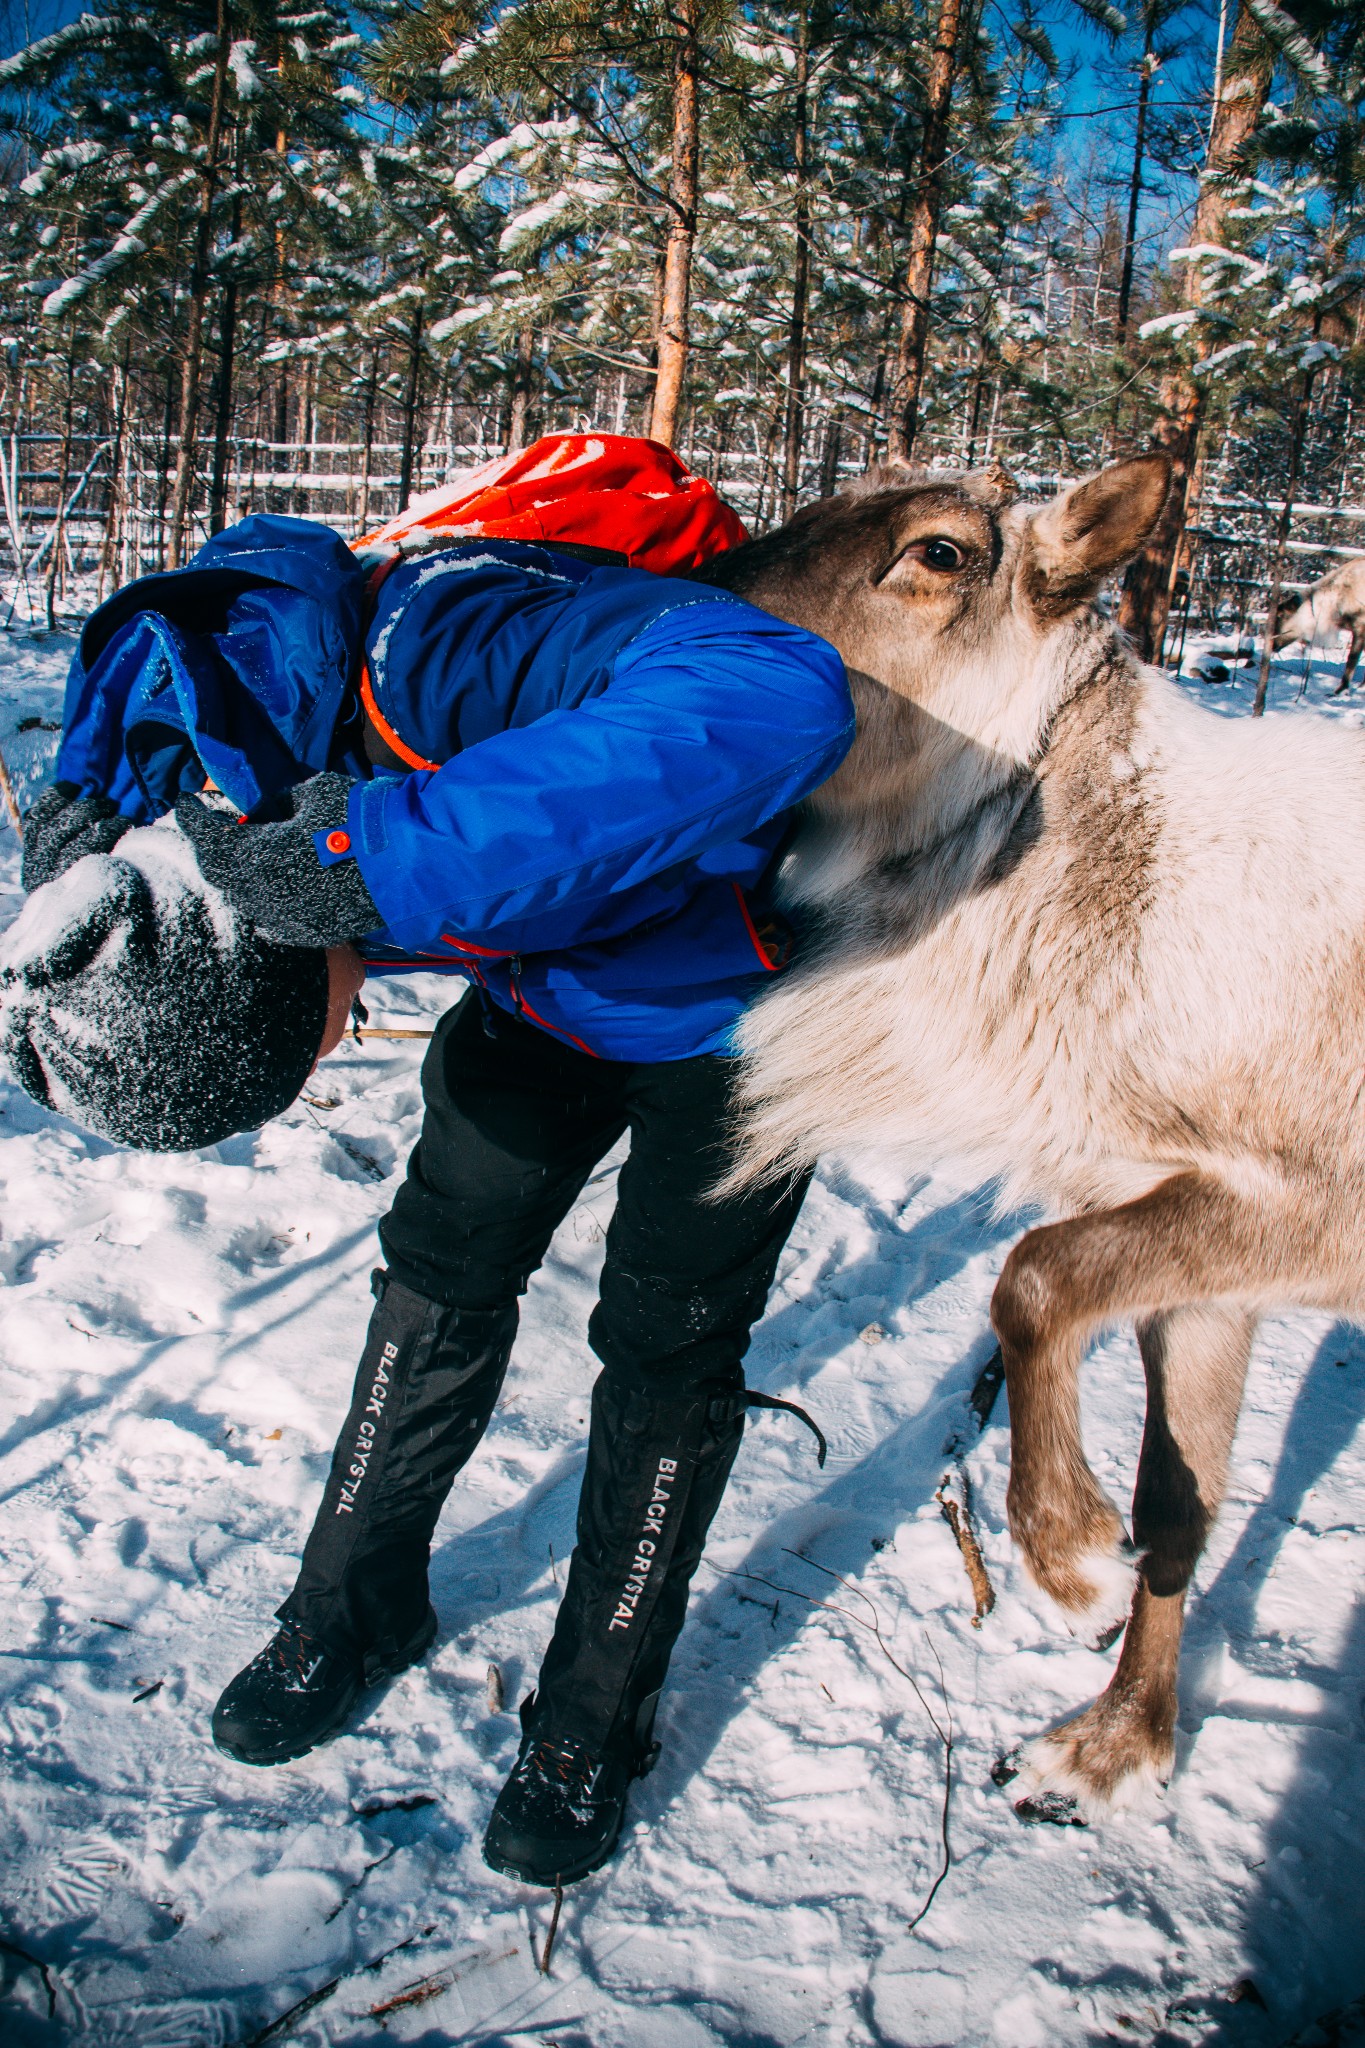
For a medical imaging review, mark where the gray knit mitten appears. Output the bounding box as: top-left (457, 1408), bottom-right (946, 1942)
top-left (22, 781), bottom-right (133, 892)
top-left (175, 774), bottom-right (380, 949)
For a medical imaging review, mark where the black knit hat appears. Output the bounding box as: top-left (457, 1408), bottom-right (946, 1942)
top-left (0, 824), bottom-right (329, 1152)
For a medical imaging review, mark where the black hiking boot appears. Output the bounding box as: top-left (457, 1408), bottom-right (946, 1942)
top-left (211, 1605), bottom-right (437, 1766)
top-left (482, 1699), bottom-right (657, 1886)
top-left (483, 1372), bottom-right (823, 1887)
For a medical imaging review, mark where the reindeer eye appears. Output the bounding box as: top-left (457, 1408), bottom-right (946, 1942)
top-left (919, 537), bottom-right (965, 571)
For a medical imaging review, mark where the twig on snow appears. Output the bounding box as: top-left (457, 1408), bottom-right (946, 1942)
top-left (323, 1843), bottom-right (398, 1923)
top-left (906, 1639), bottom-right (954, 1934)
top-left (716, 1547), bottom-right (956, 1930)
top-left (301, 1101), bottom-right (384, 1180)
top-left (781, 1551), bottom-right (949, 1746)
top-left (936, 1348), bottom-right (1002, 1625)
top-left (244, 1931), bottom-right (422, 2045)
top-left (935, 1469), bottom-right (996, 1626)
top-left (368, 1944), bottom-right (520, 2019)
top-left (0, 1933), bottom-right (58, 2019)
top-left (537, 1881), bottom-right (565, 1975)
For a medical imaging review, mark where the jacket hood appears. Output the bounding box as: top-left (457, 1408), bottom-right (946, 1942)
top-left (59, 514), bottom-right (368, 821)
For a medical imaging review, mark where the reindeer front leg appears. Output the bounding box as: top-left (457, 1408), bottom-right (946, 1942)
top-left (1007, 1304), bottom-right (1255, 1822)
top-left (990, 1175), bottom-right (1275, 1818)
top-left (1334, 625), bottom-right (1365, 696)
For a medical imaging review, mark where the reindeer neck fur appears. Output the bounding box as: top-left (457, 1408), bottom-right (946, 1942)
top-left (783, 596), bottom-right (1118, 911)
top-left (727, 621), bottom-right (1175, 1210)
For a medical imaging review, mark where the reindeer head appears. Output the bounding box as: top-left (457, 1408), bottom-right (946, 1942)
top-left (702, 454), bottom-right (1170, 798)
top-left (1272, 589), bottom-right (1316, 650)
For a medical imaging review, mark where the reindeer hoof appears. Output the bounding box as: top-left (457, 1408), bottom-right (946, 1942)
top-left (1003, 1712), bottom-right (1171, 1824)
top-left (993, 1748), bottom-right (1085, 1823)
top-left (1015, 1789), bottom-right (1085, 1827)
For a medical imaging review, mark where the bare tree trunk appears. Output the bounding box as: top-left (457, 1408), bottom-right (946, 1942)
top-left (648, 0), bottom-right (700, 448)
top-left (864, 353), bottom-right (886, 465)
top-left (397, 297), bottom-right (425, 511)
top-left (507, 326), bottom-right (534, 453)
top-left (965, 342), bottom-right (989, 464)
top-left (270, 365), bottom-right (289, 512)
top-left (1118, 4), bottom-right (1272, 661)
top-left (357, 345), bottom-right (379, 533)
top-left (167, 0), bottom-right (230, 568)
top-left (780, 9), bottom-right (811, 519)
top-left (1116, 11), bottom-right (1155, 344)
top-left (753, 406), bottom-right (782, 529)
top-left (886, 0), bottom-right (963, 460)
top-left (156, 348), bottom-right (177, 565)
top-left (44, 334), bottom-right (76, 630)
top-left (819, 417), bottom-right (842, 499)
top-left (208, 183), bottom-right (242, 534)
top-left (269, 122), bottom-right (290, 514)
top-left (1253, 360), bottom-right (1318, 716)
top-left (97, 342), bottom-right (131, 602)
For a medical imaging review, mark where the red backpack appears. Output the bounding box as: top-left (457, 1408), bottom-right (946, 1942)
top-left (355, 432), bottom-right (748, 574)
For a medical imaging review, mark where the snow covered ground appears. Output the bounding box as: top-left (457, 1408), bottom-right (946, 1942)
top-left (1, 628), bottom-right (1363, 2047)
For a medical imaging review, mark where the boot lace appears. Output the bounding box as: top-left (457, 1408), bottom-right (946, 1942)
top-left (514, 1733), bottom-right (602, 1811)
top-left (263, 1619), bottom-right (329, 1693)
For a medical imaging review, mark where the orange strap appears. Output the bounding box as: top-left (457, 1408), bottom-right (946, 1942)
top-left (731, 882), bottom-right (783, 972)
top-left (359, 662), bottom-right (439, 773)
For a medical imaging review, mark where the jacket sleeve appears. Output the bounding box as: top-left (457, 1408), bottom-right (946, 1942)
top-left (346, 597), bottom-right (853, 955)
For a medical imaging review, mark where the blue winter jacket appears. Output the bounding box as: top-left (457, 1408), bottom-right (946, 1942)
top-left (56, 514), bottom-right (854, 1060)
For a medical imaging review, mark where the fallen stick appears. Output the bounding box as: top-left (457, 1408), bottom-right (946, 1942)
top-left (935, 1473), bottom-right (996, 1627)
top-left (368, 1945), bottom-right (519, 2019)
top-left (243, 1932), bottom-right (422, 2043)
top-left (538, 1881), bottom-right (565, 1975)
top-left (907, 1641), bottom-right (953, 1935)
top-left (350, 1026), bottom-right (435, 1041)
top-left (0, 1934), bottom-right (57, 2020)
top-left (727, 1548), bottom-right (957, 1932)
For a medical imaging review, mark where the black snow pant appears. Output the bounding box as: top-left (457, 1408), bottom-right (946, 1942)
top-left (279, 992), bottom-right (813, 1757)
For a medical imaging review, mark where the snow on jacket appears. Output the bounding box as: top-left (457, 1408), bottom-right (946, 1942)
top-left (56, 515), bottom-right (854, 1061)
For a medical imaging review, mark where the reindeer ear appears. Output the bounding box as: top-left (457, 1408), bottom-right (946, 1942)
top-left (1026, 455), bottom-right (1170, 615)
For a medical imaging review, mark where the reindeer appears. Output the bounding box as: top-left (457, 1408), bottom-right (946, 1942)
top-left (694, 454), bottom-right (1365, 1822)
top-left (1274, 556), bottom-right (1365, 695)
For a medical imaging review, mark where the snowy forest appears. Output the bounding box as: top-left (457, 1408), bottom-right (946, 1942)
top-left (0, 0), bottom-right (1359, 661)
top-left (6, 8), bottom-right (1365, 2046)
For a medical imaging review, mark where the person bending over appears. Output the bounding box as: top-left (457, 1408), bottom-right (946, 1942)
top-left (2, 475), bottom-right (851, 1886)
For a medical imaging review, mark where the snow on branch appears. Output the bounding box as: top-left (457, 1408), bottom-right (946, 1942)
top-left (452, 119), bottom-right (579, 195)
top-left (936, 235), bottom-right (998, 296)
top-left (430, 301), bottom-right (492, 341)
top-left (1192, 338), bottom-right (1256, 380)
top-left (498, 190), bottom-right (576, 250)
top-left (20, 140), bottom-right (107, 196)
top-left (42, 169), bottom-right (197, 317)
top-left (0, 11), bottom-right (122, 84)
top-left (1242, 0), bottom-right (1333, 92)
top-left (229, 41), bottom-right (264, 101)
top-left (1138, 308), bottom-right (1198, 340)
top-left (1170, 242), bottom-right (1260, 269)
